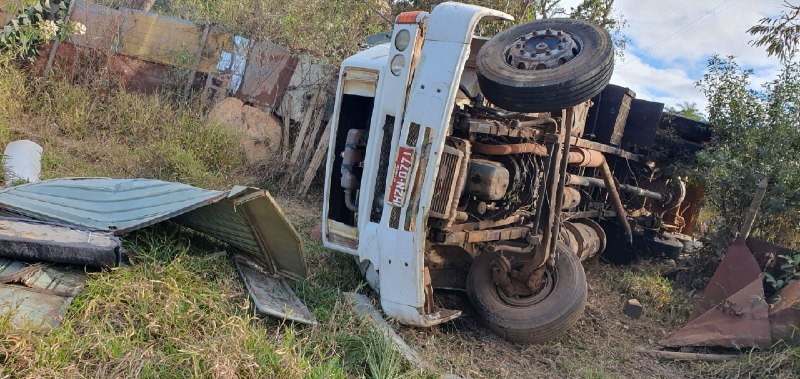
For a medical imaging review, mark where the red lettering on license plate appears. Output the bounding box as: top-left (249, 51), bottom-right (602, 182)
top-left (387, 147), bottom-right (415, 207)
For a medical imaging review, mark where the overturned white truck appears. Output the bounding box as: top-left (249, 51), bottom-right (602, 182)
top-left (322, 2), bottom-right (704, 343)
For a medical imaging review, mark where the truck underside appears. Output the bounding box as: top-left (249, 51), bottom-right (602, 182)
top-left (322, 2), bottom-right (706, 343)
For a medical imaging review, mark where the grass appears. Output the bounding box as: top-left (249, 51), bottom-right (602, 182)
top-left (617, 270), bottom-right (673, 310)
top-left (0, 63), bottom-right (428, 378)
top-left (0, 63), bottom-right (244, 189)
top-left (0, 222), bottom-right (427, 378)
top-left (1, 52), bottom-right (799, 378)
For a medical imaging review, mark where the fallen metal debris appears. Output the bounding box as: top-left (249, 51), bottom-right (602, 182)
top-left (234, 255), bottom-right (316, 324)
top-left (176, 186), bottom-right (308, 281)
top-left (0, 178), bottom-right (226, 234)
top-left (0, 178), bottom-right (312, 326)
top-left (0, 218), bottom-right (121, 268)
top-left (660, 237), bottom-right (772, 348)
top-left (769, 279), bottom-right (800, 344)
top-left (0, 258), bottom-right (86, 329)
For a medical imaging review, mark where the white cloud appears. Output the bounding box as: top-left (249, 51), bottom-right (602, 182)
top-left (600, 0), bottom-right (785, 113)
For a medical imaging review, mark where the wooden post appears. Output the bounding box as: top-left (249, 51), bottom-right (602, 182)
top-left (182, 24), bottom-right (210, 103)
top-left (288, 90), bottom-right (321, 165)
top-left (299, 118), bottom-right (332, 195)
top-left (739, 177), bottom-right (768, 239)
top-left (637, 348), bottom-right (737, 362)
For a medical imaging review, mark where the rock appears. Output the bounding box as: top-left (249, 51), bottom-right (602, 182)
top-left (624, 299), bottom-right (644, 319)
top-left (242, 105), bottom-right (283, 155)
top-left (208, 97), bottom-right (283, 164)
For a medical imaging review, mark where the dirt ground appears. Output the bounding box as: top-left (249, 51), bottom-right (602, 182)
top-left (279, 192), bottom-right (706, 379)
top-left (399, 264), bottom-right (696, 379)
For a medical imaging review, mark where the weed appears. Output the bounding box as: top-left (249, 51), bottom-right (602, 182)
top-left (618, 270), bottom-right (673, 310)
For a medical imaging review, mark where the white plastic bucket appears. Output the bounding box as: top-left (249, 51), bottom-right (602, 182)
top-left (4, 140), bottom-right (43, 185)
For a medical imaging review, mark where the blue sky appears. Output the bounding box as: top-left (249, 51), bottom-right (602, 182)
top-left (558, 0), bottom-right (786, 112)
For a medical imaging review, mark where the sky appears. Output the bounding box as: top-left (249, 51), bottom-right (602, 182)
top-left (558, 0), bottom-right (786, 113)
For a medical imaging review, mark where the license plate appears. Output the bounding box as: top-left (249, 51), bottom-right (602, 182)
top-left (387, 147), bottom-right (415, 207)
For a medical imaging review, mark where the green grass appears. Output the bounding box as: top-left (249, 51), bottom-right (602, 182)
top-left (0, 63), bottom-right (428, 378)
top-left (0, 224), bottom-right (427, 378)
top-left (617, 270), bottom-right (673, 310)
top-left (0, 64), bottom-right (244, 189)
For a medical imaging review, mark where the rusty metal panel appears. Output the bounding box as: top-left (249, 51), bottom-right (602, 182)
top-left (0, 218), bottom-right (121, 267)
top-left (176, 186), bottom-right (308, 281)
top-left (769, 280), bottom-right (800, 344)
top-left (660, 278), bottom-right (771, 348)
top-left (0, 178), bottom-right (226, 235)
top-left (0, 259), bottom-right (86, 329)
top-left (746, 237), bottom-right (795, 281)
top-left (661, 238), bottom-right (772, 348)
top-left (238, 41), bottom-right (298, 109)
top-left (68, 0), bottom-right (122, 50)
top-left (119, 9), bottom-right (203, 69)
top-left (690, 237), bottom-right (763, 320)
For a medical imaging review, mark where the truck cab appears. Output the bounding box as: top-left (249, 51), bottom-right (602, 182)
top-left (322, 2), bottom-right (701, 343)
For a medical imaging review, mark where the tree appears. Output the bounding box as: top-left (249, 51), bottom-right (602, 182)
top-left (748, 1), bottom-right (800, 63)
top-left (665, 101), bottom-right (705, 121)
top-left (697, 55), bottom-right (800, 246)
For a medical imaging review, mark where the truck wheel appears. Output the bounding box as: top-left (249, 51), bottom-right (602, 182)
top-left (476, 18), bottom-right (614, 112)
top-left (466, 243), bottom-right (587, 343)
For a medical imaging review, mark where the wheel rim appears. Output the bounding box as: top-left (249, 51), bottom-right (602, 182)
top-left (502, 28), bottom-right (581, 70)
top-left (496, 269), bottom-right (556, 308)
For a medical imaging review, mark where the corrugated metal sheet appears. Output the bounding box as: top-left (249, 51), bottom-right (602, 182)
top-left (238, 41), bottom-right (298, 109)
top-left (0, 178), bottom-right (225, 235)
top-left (0, 259), bottom-right (86, 329)
top-left (177, 186), bottom-right (307, 281)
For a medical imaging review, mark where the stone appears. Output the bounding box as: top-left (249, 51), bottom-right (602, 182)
top-left (624, 298), bottom-right (644, 319)
top-left (208, 97), bottom-right (284, 164)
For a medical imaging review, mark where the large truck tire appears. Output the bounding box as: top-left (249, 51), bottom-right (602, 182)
top-left (476, 18), bottom-right (614, 112)
top-left (466, 243), bottom-right (587, 343)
